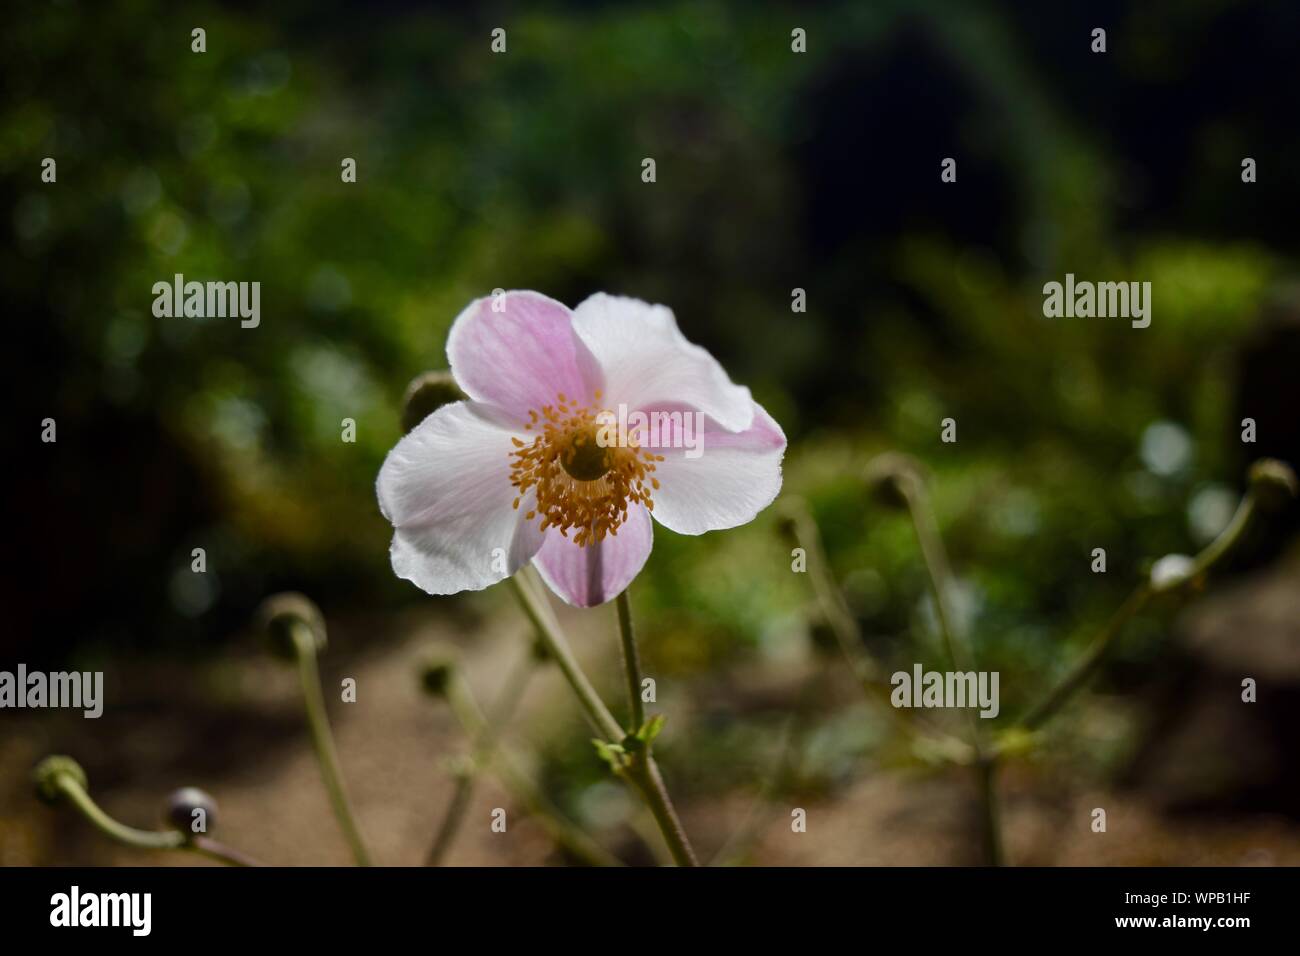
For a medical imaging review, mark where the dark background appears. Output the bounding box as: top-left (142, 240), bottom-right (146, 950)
top-left (3, 0), bottom-right (1298, 866)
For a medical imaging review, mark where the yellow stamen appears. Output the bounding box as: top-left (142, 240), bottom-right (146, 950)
top-left (508, 392), bottom-right (655, 546)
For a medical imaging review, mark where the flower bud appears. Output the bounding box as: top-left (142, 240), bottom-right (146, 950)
top-left (863, 453), bottom-right (925, 510)
top-left (32, 755), bottom-right (87, 805)
top-left (256, 592), bottom-right (327, 661)
top-left (772, 496), bottom-right (807, 544)
top-left (1248, 458), bottom-right (1298, 512)
top-left (164, 787), bottom-right (218, 838)
top-left (402, 370), bottom-right (464, 434)
top-left (419, 649), bottom-right (459, 697)
top-left (808, 620), bottom-right (840, 659)
top-left (1149, 553), bottom-right (1196, 593)
top-left (529, 636), bottom-right (552, 664)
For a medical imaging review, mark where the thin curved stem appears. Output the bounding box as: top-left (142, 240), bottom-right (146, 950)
top-left (49, 770), bottom-right (263, 866)
top-left (898, 479), bottom-right (972, 674)
top-left (783, 498), bottom-right (959, 745)
top-left (189, 836), bottom-right (264, 867)
top-left (1013, 490), bottom-right (1261, 737)
top-left (894, 480), bottom-right (998, 863)
top-left (291, 622), bottom-right (372, 866)
top-left (426, 648), bottom-right (535, 865)
top-left (440, 668), bottom-right (623, 867)
top-left (1187, 493), bottom-right (1257, 579)
top-left (1016, 585), bottom-right (1151, 734)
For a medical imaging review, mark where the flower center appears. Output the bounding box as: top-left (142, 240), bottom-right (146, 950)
top-left (509, 391), bottom-right (662, 547)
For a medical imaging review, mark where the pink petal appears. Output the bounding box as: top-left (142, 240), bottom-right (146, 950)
top-left (377, 400), bottom-right (544, 595)
top-left (570, 293), bottom-right (754, 433)
top-left (447, 290), bottom-right (605, 426)
top-left (533, 504), bottom-right (654, 607)
top-left (640, 400), bottom-right (786, 535)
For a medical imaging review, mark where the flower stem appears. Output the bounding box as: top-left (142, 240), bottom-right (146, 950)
top-left (975, 756), bottom-right (1004, 867)
top-left (1015, 586), bottom-right (1151, 734)
top-left (615, 591), bottom-right (646, 731)
top-left (189, 836), bottom-right (264, 867)
top-left (42, 765), bottom-right (263, 866)
top-left (509, 573), bottom-right (697, 865)
top-left (898, 478), bottom-right (972, 674)
top-left (625, 756), bottom-right (698, 867)
top-left (614, 586), bottom-right (698, 866)
top-left (507, 574), bottom-right (624, 742)
top-left (781, 498), bottom-right (956, 744)
top-left (289, 621), bottom-right (372, 866)
top-left (439, 665), bottom-right (623, 867)
top-left (1013, 489), bottom-right (1260, 737)
top-left (896, 478), bottom-right (1000, 863)
top-left (426, 648), bottom-right (535, 865)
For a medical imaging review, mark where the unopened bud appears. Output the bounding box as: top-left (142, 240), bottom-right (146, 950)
top-left (32, 755), bottom-right (87, 805)
top-left (164, 787), bottom-right (218, 838)
top-left (863, 453), bottom-right (925, 510)
top-left (1248, 458), bottom-right (1298, 512)
top-left (256, 592), bottom-right (327, 661)
top-left (402, 371), bottom-right (464, 434)
top-left (419, 649), bottom-right (459, 697)
top-left (772, 496), bottom-right (807, 544)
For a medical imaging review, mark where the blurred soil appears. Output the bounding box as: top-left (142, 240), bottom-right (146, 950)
top-left (4, 578), bottom-right (1300, 867)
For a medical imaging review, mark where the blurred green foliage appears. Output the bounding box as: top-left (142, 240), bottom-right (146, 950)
top-left (6, 1), bottom-right (1299, 821)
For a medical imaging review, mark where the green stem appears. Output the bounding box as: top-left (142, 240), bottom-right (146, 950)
top-left (615, 591), bottom-right (646, 731)
top-left (49, 771), bottom-right (261, 866)
top-left (709, 694), bottom-right (809, 866)
top-left (614, 586), bottom-right (698, 867)
top-left (510, 574), bottom-right (697, 865)
top-left (897, 479), bottom-right (1000, 862)
top-left (1014, 490), bottom-right (1260, 737)
top-left (507, 574), bottom-right (624, 742)
top-left (625, 756), bottom-right (698, 867)
top-left (441, 669), bottom-right (622, 867)
top-left (783, 499), bottom-right (954, 744)
top-left (1187, 493), bottom-right (1257, 580)
top-left (426, 649), bottom-right (535, 866)
top-left (975, 757), bottom-right (1004, 867)
top-left (290, 622), bottom-right (372, 866)
top-left (1016, 586), bottom-right (1151, 734)
top-left (899, 479), bottom-right (972, 674)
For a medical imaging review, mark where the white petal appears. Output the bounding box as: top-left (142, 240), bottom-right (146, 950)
top-left (570, 293), bottom-right (754, 433)
top-left (644, 400), bottom-right (786, 535)
top-left (377, 401), bottom-right (544, 595)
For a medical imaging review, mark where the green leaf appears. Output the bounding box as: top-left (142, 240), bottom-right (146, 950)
top-left (592, 738), bottom-right (627, 772)
top-left (635, 713), bottom-right (666, 744)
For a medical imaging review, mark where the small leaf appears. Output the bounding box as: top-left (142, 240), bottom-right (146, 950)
top-left (592, 738), bottom-right (626, 772)
top-left (636, 713), bottom-right (666, 744)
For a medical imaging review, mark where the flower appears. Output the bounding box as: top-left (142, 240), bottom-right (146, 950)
top-left (377, 291), bottom-right (787, 607)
